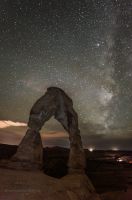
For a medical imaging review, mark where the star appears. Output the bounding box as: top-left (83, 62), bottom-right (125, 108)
top-left (96, 43), bottom-right (100, 47)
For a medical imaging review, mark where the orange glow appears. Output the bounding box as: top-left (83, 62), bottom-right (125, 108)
top-left (0, 120), bottom-right (27, 128)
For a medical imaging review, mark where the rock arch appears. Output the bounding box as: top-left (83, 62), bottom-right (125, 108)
top-left (11, 87), bottom-right (86, 173)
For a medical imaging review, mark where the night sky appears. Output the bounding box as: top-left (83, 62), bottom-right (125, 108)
top-left (0, 0), bottom-right (132, 149)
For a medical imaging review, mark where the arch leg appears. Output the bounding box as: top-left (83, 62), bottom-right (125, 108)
top-left (55, 110), bottom-right (86, 173)
top-left (10, 129), bottom-right (43, 170)
top-left (10, 111), bottom-right (54, 170)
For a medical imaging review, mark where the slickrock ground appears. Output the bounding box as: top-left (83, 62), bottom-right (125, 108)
top-left (0, 168), bottom-right (101, 200)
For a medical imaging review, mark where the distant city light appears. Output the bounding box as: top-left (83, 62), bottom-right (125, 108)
top-left (112, 147), bottom-right (119, 151)
top-left (117, 158), bottom-right (123, 162)
top-left (89, 148), bottom-right (94, 152)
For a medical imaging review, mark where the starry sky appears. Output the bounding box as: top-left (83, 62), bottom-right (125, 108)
top-left (0, 0), bottom-right (132, 149)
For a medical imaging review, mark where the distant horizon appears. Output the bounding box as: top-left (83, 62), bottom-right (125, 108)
top-left (0, 120), bottom-right (132, 151)
top-left (0, 142), bottom-right (132, 152)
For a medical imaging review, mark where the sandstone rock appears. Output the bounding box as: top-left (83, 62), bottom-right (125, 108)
top-left (0, 87), bottom-right (102, 199)
top-left (9, 129), bottom-right (43, 170)
top-left (28, 87), bottom-right (86, 172)
top-left (12, 87), bottom-right (85, 172)
top-left (100, 191), bottom-right (126, 200)
top-left (0, 168), bottom-right (101, 200)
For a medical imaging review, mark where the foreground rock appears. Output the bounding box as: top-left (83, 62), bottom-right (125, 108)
top-left (100, 191), bottom-right (127, 200)
top-left (0, 168), bottom-right (101, 200)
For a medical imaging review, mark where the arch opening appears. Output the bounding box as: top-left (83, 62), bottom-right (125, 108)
top-left (41, 117), bottom-right (69, 148)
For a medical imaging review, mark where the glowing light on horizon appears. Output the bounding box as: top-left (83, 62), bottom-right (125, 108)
top-left (0, 120), bottom-right (27, 128)
top-left (112, 147), bottom-right (119, 151)
top-left (117, 158), bottom-right (123, 162)
top-left (89, 147), bottom-right (94, 152)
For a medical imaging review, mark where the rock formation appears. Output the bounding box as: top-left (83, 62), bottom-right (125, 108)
top-left (11, 129), bottom-right (43, 170)
top-left (11, 87), bottom-right (86, 172)
top-left (0, 87), bottom-right (102, 200)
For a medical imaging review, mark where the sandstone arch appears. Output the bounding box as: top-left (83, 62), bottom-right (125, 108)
top-left (11, 87), bottom-right (86, 173)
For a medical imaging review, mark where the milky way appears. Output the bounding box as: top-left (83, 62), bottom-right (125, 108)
top-left (0, 0), bottom-right (132, 149)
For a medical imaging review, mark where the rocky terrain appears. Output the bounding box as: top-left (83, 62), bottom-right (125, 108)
top-left (0, 87), bottom-right (100, 200)
top-left (0, 144), bottom-right (131, 200)
top-left (0, 88), bottom-right (131, 199)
